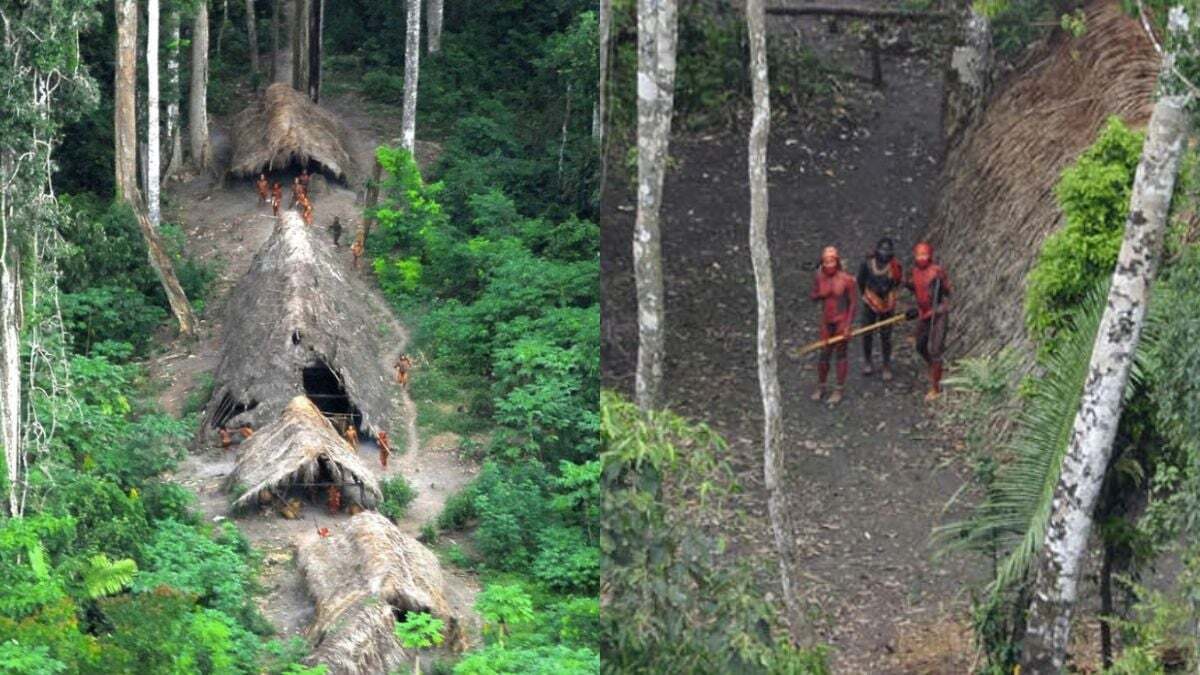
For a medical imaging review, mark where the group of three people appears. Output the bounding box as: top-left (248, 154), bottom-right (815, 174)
top-left (810, 238), bottom-right (951, 404)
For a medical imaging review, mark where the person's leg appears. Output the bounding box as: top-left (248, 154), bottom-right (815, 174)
top-left (813, 323), bottom-right (833, 400)
top-left (925, 313), bottom-right (948, 399)
top-left (916, 317), bottom-right (931, 364)
top-left (829, 340), bottom-right (849, 404)
top-left (880, 311), bottom-right (894, 380)
top-left (861, 306), bottom-right (876, 375)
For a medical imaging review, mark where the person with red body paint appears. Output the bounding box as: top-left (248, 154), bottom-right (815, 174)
top-left (810, 246), bottom-right (857, 404)
top-left (905, 241), bottom-right (952, 402)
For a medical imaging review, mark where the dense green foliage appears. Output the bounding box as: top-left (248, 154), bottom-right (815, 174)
top-left (600, 392), bottom-right (830, 673)
top-left (1025, 117), bottom-right (1144, 342)
top-left (378, 475), bottom-right (418, 523)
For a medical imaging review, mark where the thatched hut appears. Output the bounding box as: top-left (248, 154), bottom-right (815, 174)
top-left (925, 0), bottom-right (1157, 359)
top-left (228, 82), bottom-right (356, 182)
top-left (223, 396), bottom-right (382, 512)
top-left (201, 211), bottom-right (403, 439)
top-left (297, 512), bottom-right (466, 674)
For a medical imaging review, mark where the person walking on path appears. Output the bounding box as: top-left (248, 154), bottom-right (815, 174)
top-left (810, 245), bottom-right (857, 404)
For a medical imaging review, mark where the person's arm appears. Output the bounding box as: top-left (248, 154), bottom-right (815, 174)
top-left (936, 268), bottom-right (952, 314)
top-left (842, 280), bottom-right (857, 336)
top-left (810, 272), bottom-right (825, 302)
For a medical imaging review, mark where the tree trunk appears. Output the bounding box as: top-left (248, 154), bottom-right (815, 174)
top-left (292, 0), bottom-right (310, 94)
top-left (115, 0), bottom-right (140, 202)
top-left (944, 7), bottom-right (992, 141)
top-left (558, 84), bottom-right (572, 189)
top-left (0, 236), bottom-right (21, 518)
top-left (190, 0), bottom-right (212, 170)
top-left (271, 0), bottom-right (280, 81)
top-left (401, 0), bottom-right (422, 152)
top-left (133, 206), bottom-right (198, 336)
top-left (308, 0), bottom-right (323, 102)
top-left (633, 0), bottom-right (677, 411)
top-left (746, 0), bottom-right (803, 645)
top-left (598, 0), bottom-right (611, 193)
top-left (245, 0), bottom-right (259, 76)
top-left (163, 11), bottom-right (183, 181)
top-left (1019, 90), bottom-right (1190, 673)
top-left (216, 0), bottom-right (229, 55)
top-left (426, 0), bottom-right (443, 53)
top-left (148, 0), bottom-right (162, 226)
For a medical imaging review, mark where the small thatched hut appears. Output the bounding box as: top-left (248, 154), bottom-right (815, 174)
top-left (297, 512), bottom-right (466, 674)
top-left (201, 211), bottom-right (403, 439)
top-left (228, 82), bottom-right (356, 181)
top-left (925, 0), bottom-right (1157, 359)
top-left (223, 396), bottom-right (382, 512)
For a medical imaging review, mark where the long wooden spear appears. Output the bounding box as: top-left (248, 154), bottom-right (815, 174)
top-left (791, 312), bottom-right (910, 357)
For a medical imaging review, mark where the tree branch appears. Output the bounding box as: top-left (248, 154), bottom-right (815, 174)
top-left (766, 5), bottom-right (951, 20)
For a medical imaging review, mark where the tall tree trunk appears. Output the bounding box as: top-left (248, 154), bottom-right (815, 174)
top-left (115, 0), bottom-right (140, 202)
top-left (245, 0), bottom-right (259, 76)
top-left (271, 0), bottom-right (280, 81)
top-left (147, 0), bottom-right (162, 226)
top-left (598, 0), bottom-right (611, 196)
top-left (163, 11), bottom-right (183, 181)
top-left (190, 0), bottom-right (212, 170)
top-left (292, 0), bottom-right (310, 94)
top-left (558, 84), bottom-right (572, 189)
top-left (426, 0), bottom-right (443, 53)
top-left (0, 235), bottom-right (21, 518)
top-left (1019, 50), bottom-right (1190, 671)
top-left (633, 0), bottom-right (677, 411)
top-left (746, 0), bottom-right (803, 644)
top-left (401, 0), bottom-right (422, 152)
top-left (132, 207), bottom-right (198, 336)
top-left (308, 0), bottom-right (322, 102)
top-left (216, 0), bottom-right (228, 55)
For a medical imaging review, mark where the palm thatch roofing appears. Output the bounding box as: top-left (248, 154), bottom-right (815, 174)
top-left (228, 82), bottom-right (356, 181)
top-left (223, 396), bottom-right (382, 512)
top-left (201, 211), bottom-right (403, 438)
top-left (297, 512), bottom-right (466, 674)
top-left (925, 0), bottom-right (1157, 360)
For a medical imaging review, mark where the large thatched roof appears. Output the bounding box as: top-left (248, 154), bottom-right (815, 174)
top-left (228, 83), bottom-right (356, 181)
top-left (223, 396), bottom-right (382, 512)
top-left (201, 211), bottom-right (403, 438)
top-left (925, 0), bottom-right (1157, 360)
top-left (297, 512), bottom-right (465, 673)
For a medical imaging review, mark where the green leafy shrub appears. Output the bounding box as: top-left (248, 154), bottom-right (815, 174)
top-left (379, 476), bottom-right (418, 522)
top-left (361, 70), bottom-right (406, 104)
top-left (437, 486), bottom-right (479, 531)
top-left (530, 526), bottom-right (599, 593)
top-left (1026, 117), bottom-right (1144, 341)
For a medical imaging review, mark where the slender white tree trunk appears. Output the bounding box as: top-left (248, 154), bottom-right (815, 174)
top-left (597, 0), bottom-right (611, 144)
top-left (745, 0), bottom-right (803, 644)
top-left (216, 0), bottom-right (229, 55)
top-left (426, 0), bottom-right (442, 53)
top-left (402, 0), bottom-right (422, 152)
top-left (114, 0), bottom-right (140, 201)
top-left (148, 0), bottom-right (162, 226)
top-left (1021, 14), bottom-right (1191, 668)
top-left (633, 0), bottom-right (677, 411)
top-left (245, 0), bottom-right (259, 75)
top-left (190, 0), bottom-right (212, 170)
top-left (0, 228), bottom-right (21, 518)
top-left (164, 11), bottom-right (183, 181)
top-left (558, 84), bottom-right (572, 189)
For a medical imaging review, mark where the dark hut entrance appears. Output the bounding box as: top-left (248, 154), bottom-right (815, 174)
top-left (303, 359), bottom-right (363, 434)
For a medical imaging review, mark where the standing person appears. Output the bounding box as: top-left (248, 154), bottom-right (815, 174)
top-left (290, 177), bottom-right (303, 209)
top-left (271, 182), bottom-right (283, 217)
top-left (810, 246), bottom-right (857, 404)
top-left (256, 173), bottom-right (269, 204)
top-left (906, 241), bottom-right (952, 402)
top-left (329, 217), bottom-right (343, 247)
top-left (856, 237), bottom-right (903, 381)
top-left (299, 167), bottom-right (311, 191)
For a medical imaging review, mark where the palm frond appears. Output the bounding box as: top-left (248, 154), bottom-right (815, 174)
top-left (82, 554), bottom-right (137, 599)
top-left (934, 279), bottom-right (1112, 593)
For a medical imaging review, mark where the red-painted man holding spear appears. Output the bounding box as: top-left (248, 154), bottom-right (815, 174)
top-left (810, 246), bottom-right (857, 404)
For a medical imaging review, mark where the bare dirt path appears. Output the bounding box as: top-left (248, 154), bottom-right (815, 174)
top-left (601, 15), bottom-right (984, 674)
top-left (150, 38), bottom-right (479, 645)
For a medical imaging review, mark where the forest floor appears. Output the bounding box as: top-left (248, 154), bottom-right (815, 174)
top-left (146, 24), bottom-right (480, 652)
top-left (602, 13), bottom-right (987, 674)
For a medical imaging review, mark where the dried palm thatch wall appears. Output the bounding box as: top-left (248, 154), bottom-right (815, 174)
top-left (228, 82), bottom-right (356, 181)
top-left (223, 397), bottom-right (382, 512)
top-left (297, 512), bottom-right (466, 674)
top-left (925, 0), bottom-right (1157, 358)
top-left (201, 212), bottom-right (403, 438)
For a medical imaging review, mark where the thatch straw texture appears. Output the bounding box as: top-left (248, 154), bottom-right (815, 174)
top-left (297, 512), bottom-right (464, 674)
top-left (925, 0), bottom-right (1157, 359)
top-left (201, 211), bottom-right (402, 437)
top-left (224, 396), bottom-right (382, 511)
top-left (228, 82), bottom-right (356, 181)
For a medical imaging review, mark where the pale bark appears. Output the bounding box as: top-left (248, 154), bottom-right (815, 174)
top-left (746, 0), bottom-right (803, 645)
top-left (217, 0), bottom-right (229, 55)
top-left (148, 0), bottom-right (162, 226)
top-left (1020, 50), bottom-right (1190, 672)
top-left (633, 0), bottom-right (677, 411)
top-left (310, 0), bottom-right (323, 102)
top-left (163, 11), bottom-right (183, 181)
top-left (944, 7), bottom-right (992, 140)
top-left (292, 0), bottom-right (309, 94)
top-left (133, 206), bottom-right (199, 337)
top-left (558, 84), bottom-right (572, 189)
top-left (190, 0), bottom-right (212, 170)
top-left (114, 0), bottom-right (140, 202)
top-left (598, 0), bottom-right (611, 171)
top-left (0, 235), bottom-right (20, 518)
top-left (427, 0), bottom-right (442, 53)
top-left (402, 0), bottom-right (422, 152)
top-left (245, 0), bottom-right (259, 76)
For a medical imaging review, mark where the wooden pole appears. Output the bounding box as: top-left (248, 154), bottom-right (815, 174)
top-left (792, 313), bottom-right (908, 356)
